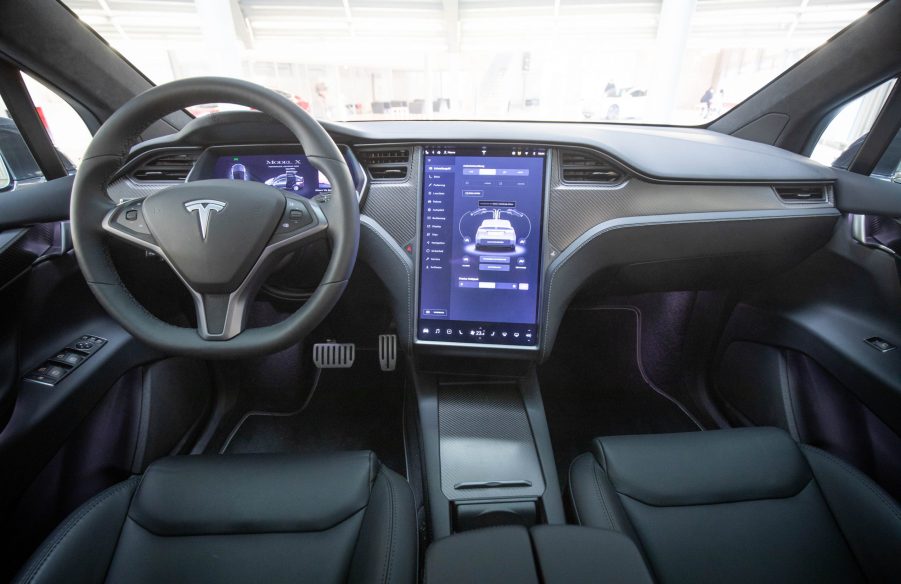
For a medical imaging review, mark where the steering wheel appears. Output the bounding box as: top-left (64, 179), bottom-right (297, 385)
top-left (71, 77), bottom-right (359, 358)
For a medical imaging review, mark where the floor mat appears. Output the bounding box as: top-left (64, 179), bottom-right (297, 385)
top-left (220, 349), bottom-right (407, 476)
top-left (538, 307), bottom-right (701, 484)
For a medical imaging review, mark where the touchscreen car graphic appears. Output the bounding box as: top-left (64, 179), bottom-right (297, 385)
top-left (229, 163), bottom-right (249, 180)
top-left (475, 218), bottom-right (517, 250)
top-left (265, 172), bottom-right (304, 191)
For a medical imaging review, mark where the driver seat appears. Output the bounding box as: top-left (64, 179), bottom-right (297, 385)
top-left (14, 451), bottom-right (417, 584)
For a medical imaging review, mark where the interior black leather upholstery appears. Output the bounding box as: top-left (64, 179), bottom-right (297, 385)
top-left (424, 525), bottom-right (654, 584)
top-left (14, 451), bottom-right (417, 584)
top-left (568, 427), bottom-right (901, 584)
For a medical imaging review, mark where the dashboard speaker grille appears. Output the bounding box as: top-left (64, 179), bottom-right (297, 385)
top-left (358, 148), bottom-right (410, 180)
top-left (560, 150), bottom-right (624, 184)
top-left (131, 152), bottom-right (199, 182)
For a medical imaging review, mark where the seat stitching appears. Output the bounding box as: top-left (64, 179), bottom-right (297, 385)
top-left (18, 477), bottom-right (138, 584)
top-left (381, 473), bottom-right (397, 584)
top-left (591, 460), bottom-right (619, 530)
top-left (803, 446), bottom-right (901, 521)
top-left (568, 456), bottom-right (583, 526)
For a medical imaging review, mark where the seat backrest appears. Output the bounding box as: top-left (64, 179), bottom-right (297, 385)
top-left (578, 427), bottom-right (901, 584)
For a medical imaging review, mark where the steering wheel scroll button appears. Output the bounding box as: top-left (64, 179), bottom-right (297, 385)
top-left (275, 198), bottom-right (315, 238)
top-left (113, 202), bottom-right (152, 236)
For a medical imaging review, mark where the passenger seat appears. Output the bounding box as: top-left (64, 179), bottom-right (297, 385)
top-left (568, 427), bottom-right (901, 584)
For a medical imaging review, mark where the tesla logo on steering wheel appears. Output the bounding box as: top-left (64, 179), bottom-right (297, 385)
top-left (184, 199), bottom-right (227, 241)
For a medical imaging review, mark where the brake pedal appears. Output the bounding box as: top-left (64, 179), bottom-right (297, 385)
top-left (313, 342), bottom-right (355, 368)
top-left (378, 334), bottom-right (397, 372)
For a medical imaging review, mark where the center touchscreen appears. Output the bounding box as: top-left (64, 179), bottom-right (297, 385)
top-left (417, 145), bottom-right (547, 347)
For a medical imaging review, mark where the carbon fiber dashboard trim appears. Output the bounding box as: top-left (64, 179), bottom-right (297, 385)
top-left (360, 146), bottom-right (420, 246)
top-left (438, 381), bottom-right (545, 501)
top-left (107, 177), bottom-right (171, 201)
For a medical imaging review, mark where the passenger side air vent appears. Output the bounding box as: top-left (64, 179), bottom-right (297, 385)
top-left (131, 151), bottom-right (199, 182)
top-left (560, 150), bottom-right (624, 184)
top-left (358, 148), bottom-right (410, 181)
top-left (774, 185), bottom-right (828, 203)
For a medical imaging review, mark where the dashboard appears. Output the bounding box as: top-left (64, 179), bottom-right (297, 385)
top-left (107, 111), bottom-right (841, 360)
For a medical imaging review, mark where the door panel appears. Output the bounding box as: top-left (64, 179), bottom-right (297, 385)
top-left (714, 223), bottom-right (901, 497)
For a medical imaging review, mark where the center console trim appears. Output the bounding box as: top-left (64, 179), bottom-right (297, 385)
top-left (410, 364), bottom-right (565, 539)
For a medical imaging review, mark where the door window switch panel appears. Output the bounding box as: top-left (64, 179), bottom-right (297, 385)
top-left (24, 335), bottom-right (107, 387)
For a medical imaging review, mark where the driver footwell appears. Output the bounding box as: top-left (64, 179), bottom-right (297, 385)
top-left (211, 348), bottom-right (407, 476)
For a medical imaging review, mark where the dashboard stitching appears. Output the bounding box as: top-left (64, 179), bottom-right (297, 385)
top-left (361, 215), bottom-right (413, 346)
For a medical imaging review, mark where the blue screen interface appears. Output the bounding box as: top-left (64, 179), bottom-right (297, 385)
top-left (418, 145), bottom-right (547, 347)
top-left (212, 153), bottom-right (331, 198)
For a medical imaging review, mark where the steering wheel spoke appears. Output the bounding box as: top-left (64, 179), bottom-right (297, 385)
top-left (102, 198), bottom-right (160, 252)
top-left (266, 194), bottom-right (329, 251)
top-left (192, 291), bottom-right (246, 340)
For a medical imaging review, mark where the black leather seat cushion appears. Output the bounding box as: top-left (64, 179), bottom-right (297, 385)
top-left (15, 451), bottom-right (416, 584)
top-left (568, 427), bottom-right (901, 584)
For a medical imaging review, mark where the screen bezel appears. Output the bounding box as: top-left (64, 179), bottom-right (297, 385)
top-left (414, 144), bottom-right (551, 351)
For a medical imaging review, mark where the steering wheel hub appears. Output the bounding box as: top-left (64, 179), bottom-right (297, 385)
top-left (142, 180), bottom-right (285, 294)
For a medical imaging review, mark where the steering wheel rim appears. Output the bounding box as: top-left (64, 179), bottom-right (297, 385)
top-left (71, 77), bottom-right (359, 358)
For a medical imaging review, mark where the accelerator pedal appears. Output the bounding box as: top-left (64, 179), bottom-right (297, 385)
top-left (313, 342), bottom-right (355, 369)
top-left (378, 334), bottom-right (397, 372)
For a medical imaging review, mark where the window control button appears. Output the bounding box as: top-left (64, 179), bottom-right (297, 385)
top-left (53, 351), bottom-right (84, 365)
top-left (26, 362), bottom-right (70, 385)
top-left (45, 365), bottom-right (67, 379)
top-left (865, 337), bottom-right (896, 352)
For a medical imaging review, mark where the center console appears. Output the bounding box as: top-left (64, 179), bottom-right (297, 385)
top-left (408, 145), bottom-right (562, 538)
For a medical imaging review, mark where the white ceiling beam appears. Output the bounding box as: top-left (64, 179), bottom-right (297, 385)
top-left (97, 0), bottom-right (131, 41)
top-left (443, 0), bottom-right (460, 52)
top-left (342, 0), bottom-right (355, 37)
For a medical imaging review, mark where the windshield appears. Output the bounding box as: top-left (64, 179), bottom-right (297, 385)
top-left (65, 0), bottom-right (878, 125)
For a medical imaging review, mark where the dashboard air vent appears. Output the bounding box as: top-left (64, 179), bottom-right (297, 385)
top-left (359, 148), bottom-right (410, 180)
top-left (560, 150), bottom-right (623, 184)
top-left (131, 152), bottom-right (199, 182)
top-left (775, 185), bottom-right (827, 203)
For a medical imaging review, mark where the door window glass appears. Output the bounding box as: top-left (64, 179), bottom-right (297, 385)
top-left (0, 93), bottom-right (43, 185)
top-left (22, 73), bottom-right (91, 168)
top-left (810, 78), bottom-right (896, 167)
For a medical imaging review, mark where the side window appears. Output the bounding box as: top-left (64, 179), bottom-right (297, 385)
top-left (22, 73), bottom-right (92, 168)
top-left (0, 71), bottom-right (91, 191)
top-left (0, 93), bottom-right (44, 190)
top-left (0, 106), bottom-right (9, 189)
top-left (809, 78), bottom-right (896, 168)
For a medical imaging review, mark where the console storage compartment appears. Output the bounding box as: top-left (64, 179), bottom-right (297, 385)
top-left (425, 525), bottom-right (654, 584)
top-left (411, 368), bottom-right (565, 537)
